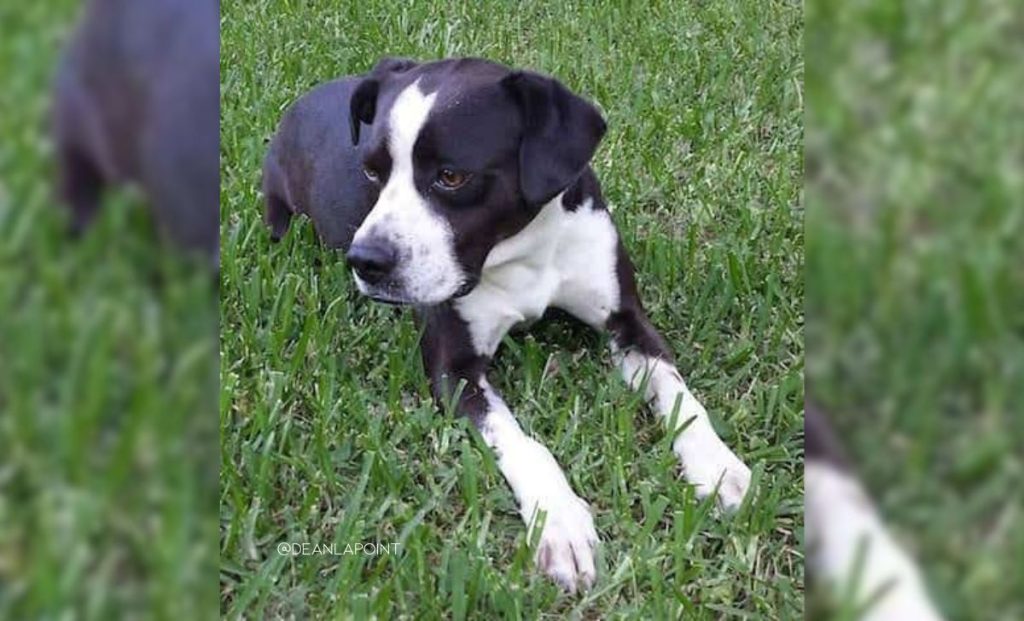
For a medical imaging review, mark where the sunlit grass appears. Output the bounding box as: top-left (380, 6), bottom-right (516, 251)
top-left (220, 0), bottom-right (804, 617)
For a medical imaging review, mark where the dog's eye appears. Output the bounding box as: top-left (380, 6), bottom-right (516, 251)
top-left (435, 168), bottom-right (471, 190)
top-left (363, 165), bottom-right (381, 184)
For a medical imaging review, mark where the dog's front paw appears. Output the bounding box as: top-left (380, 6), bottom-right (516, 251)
top-left (674, 433), bottom-right (752, 512)
top-left (525, 493), bottom-right (599, 593)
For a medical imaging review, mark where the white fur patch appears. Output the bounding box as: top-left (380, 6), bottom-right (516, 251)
top-left (806, 460), bottom-right (944, 621)
top-left (456, 195), bottom-right (749, 512)
top-left (477, 380), bottom-right (598, 592)
top-left (455, 196), bottom-right (621, 355)
top-left (617, 350), bottom-right (751, 511)
top-left (351, 81), bottom-right (465, 304)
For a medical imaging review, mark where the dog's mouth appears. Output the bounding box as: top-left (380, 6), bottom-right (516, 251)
top-left (354, 280), bottom-right (412, 305)
top-left (352, 269), bottom-right (480, 307)
top-left (351, 272), bottom-right (414, 305)
top-left (451, 274), bottom-right (480, 299)
top-left (366, 292), bottom-right (411, 306)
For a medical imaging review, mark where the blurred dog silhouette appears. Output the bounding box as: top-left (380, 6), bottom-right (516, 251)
top-left (53, 0), bottom-right (219, 263)
top-left (806, 402), bottom-right (944, 620)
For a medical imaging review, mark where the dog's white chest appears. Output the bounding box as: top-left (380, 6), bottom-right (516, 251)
top-left (455, 196), bottom-right (621, 356)
top-left (456, 262), bottom-right (559, 355)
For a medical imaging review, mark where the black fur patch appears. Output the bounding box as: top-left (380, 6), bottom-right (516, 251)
top-left (805, 401), bottom-right (851, 471)
top-left (352, 58), bottom-right (607, 295)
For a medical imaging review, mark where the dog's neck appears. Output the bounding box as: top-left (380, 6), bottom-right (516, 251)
top-left (455, 189), bottom-right (620, 356)
top-left (480, 194), bottom-right (575, 275)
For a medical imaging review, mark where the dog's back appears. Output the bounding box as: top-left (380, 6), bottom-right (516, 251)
top-left (54, 0), bottom-right (219, 258)
top-left (262, 77), bottom-right (375, 250)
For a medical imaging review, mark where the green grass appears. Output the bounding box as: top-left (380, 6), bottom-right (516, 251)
top-left (806, 0), bottom-right (1024, 619)
top-left (0, 2), bottom-right (218, 619)
top-left (220, 0), bottom-right (803, 618)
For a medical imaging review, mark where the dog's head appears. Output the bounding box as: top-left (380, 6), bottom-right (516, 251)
top-left (346, 57), bottom-right (606, 305)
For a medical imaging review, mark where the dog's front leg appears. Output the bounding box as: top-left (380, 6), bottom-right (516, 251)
top-left (605, 249), bottom-right (752, 511)
top-left (806, 405), bottom-right (944, 620)
top-left (417, 306), bottom-right (598, 592)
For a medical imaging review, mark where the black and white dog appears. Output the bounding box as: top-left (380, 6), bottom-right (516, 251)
top-left (265, 57), bottom-right (752, 592)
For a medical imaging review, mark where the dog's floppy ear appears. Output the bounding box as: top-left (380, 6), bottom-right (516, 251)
top-left (501, 70), bottom-right (607, 206)
top-left (349, 57), bottom-right (418, 145)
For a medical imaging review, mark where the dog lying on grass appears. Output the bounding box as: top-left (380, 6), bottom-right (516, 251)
top-left (263, 57), bottom-right (753, 592)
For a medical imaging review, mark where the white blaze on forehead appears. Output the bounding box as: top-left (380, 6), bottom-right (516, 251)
top-left (351, 80), bottom-right (465, 304)
top-left (388, 80), bottom-right (436, 180)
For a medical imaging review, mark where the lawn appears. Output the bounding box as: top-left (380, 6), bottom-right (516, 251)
top-left (806, 0), bottom-right (1024, 619)
top-left (219, 0), bottom-right (804, 618)
top-left (0, 2), bottom-right (218, 619)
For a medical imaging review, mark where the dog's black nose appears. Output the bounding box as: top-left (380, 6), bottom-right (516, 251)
top-left (346, 239), bottom-right (398, 284)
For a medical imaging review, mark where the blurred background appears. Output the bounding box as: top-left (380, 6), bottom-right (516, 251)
top-left (0, 1), bottom-right (218, 618)
top-left (806, 0), bottom-right (1023, 619)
